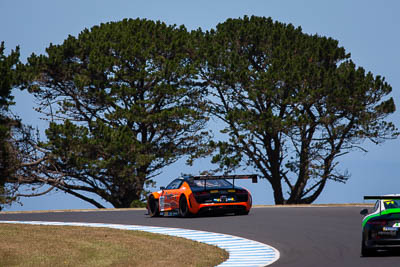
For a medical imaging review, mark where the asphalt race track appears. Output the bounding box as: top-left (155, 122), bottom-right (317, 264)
top-left (1, 206), bottom-right (400, 267)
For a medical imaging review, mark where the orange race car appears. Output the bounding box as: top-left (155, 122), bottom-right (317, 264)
top-left (147, 174), bottom-right (257, 217)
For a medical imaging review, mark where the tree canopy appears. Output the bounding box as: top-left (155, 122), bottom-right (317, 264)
top-left (200, 16), bottom-right (397, 204)
top-left (0, 42), bottom-right (20, 209)
top-left (5, 16), bottom-right (398, 208)
top-left (20, 18), bottom-right (209, 208)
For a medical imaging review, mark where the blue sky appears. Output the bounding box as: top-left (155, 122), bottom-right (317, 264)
top-left (1, 0), bottom-right (399, 210)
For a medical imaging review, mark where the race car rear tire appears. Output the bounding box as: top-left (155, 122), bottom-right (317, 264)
top-left (361, 237), bottom-right (375, 257)
top-left (148, 195), bottom-right (160, 217)
top-left (179, 195), bottom-right (192, 218)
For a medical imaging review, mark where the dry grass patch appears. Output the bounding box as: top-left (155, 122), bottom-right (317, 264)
top-left (0, 224), bottom-right (228, 267)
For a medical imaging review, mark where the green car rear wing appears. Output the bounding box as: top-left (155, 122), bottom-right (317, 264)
top-left (364, 196), bottom-right (400, 200)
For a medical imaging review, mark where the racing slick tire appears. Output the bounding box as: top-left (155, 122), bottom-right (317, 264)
top-left (148, 195), bottom-right (160, 217)
top-left (179, 195), bottom-right (192, 218)
top-left (361, 237), bottom-right (375, 257)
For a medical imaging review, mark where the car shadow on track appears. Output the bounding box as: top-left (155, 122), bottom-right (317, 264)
top-left (362, 249), bottom-right (400, 258)
top-left (146, 211), bottom-right (244, 219)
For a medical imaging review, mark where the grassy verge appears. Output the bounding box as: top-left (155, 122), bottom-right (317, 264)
top-left (0, 224), bottom-right (228, 267)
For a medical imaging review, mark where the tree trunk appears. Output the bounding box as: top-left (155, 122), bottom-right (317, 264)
top-left (270, 179), bottom-right (285, 204)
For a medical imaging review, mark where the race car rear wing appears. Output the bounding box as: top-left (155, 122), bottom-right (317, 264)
top-left (189, 174), bottom-right (258, 190)
top-left (364, 196), bottom-right (400, 200)
top-left (191, 174), bottom-right (258, 183)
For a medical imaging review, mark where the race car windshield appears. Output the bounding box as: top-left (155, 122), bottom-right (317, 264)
top-left (188, 179), bottom-right (233, 189)
top-left (383, 199), bottom-right (400, 209)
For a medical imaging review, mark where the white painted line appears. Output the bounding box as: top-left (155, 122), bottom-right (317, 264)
top-left (0, 221), bottom-right (280, 266)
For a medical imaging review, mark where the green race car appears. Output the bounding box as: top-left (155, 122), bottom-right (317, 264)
top-left (360, 195), bottom-right (400, 256)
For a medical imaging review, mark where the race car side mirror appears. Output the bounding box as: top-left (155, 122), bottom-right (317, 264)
top-left (160, 186), bottom-right (165, 191)
top-left (360, 209), bottom-right (368, 216)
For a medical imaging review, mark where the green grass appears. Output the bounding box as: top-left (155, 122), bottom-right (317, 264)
top-left (0, 224), bottom-right (228, 267)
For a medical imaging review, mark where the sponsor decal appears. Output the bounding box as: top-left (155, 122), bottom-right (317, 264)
top-left (383, 227), bottom-right (398, 231)
top-left (159, 196), bottom-right (165, 211)
top-left (213, 197), bottom-right (235, 203)
top-left (378, 231), bottom-right (397, 236)
top-left (160, 211), bottom-right (179, 216)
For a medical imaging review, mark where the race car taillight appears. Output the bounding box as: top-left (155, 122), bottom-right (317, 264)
top-left (367, 219), bottom-right (387, 226)
top-left (194, 191), bottom-right (210, 196)
top-left (235, 189), bottom-right (248, 202)
top-left (193, 191), bottom-right (212, 204)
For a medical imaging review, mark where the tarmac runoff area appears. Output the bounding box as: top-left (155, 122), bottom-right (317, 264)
top-left (0, 220), bottom-right (280, 267)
